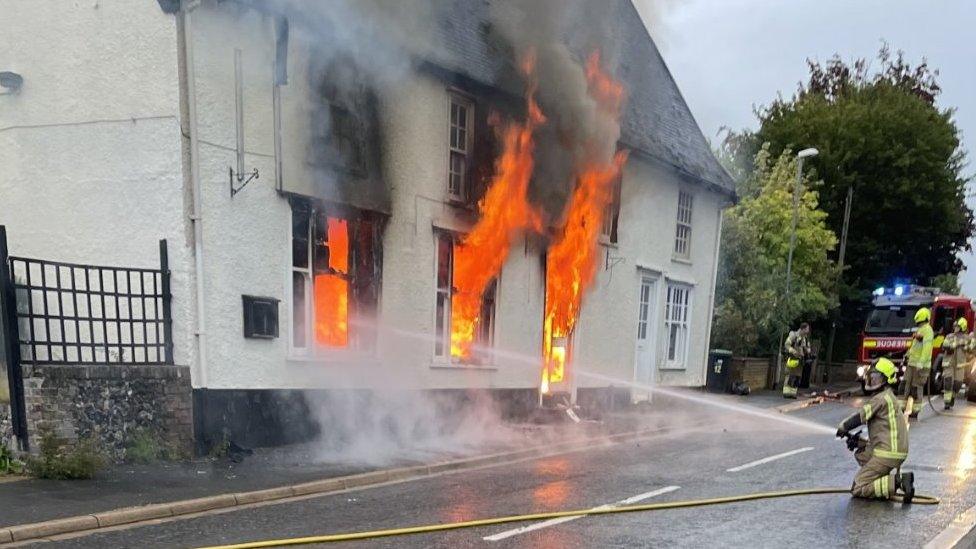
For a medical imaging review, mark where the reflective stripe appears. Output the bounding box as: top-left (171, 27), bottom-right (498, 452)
top-left (873, 478), bottom-right (883, 497)
top-left (874, 449), bottom-right (908, 460)
top-left (884, 393), bottom-right (898, 452)
top-left (863, 404), bottom-right (873, 421)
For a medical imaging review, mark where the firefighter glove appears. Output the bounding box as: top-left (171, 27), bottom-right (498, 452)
top-left (839, 413), bottom-right (862, 434)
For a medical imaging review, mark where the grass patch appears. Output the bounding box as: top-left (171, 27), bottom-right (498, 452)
top-left (125, 429), bottom-right (163, 464)
top-left (26, 430), bottom-right (105, 480)
top-left (0, 445), bottom-right (24, 475)
top-left (125, 429), bottom-right (188, 463)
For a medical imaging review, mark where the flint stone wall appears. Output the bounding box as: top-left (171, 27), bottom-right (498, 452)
top-left (23, 364), bottom-right (192, 460)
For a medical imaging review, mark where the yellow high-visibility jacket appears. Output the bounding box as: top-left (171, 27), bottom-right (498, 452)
top-left (907, 324), bottom-right (934, 369)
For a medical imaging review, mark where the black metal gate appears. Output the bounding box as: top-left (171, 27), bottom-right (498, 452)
top-left (0, 225), bottom-right (174, 450)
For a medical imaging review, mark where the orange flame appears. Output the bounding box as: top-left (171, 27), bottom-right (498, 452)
top-left (450, 54), bottom-right (546, 359)
top-left (315, 217), bottom-right (349, 347)
top-left (542, 51), bottom-right (628, 390)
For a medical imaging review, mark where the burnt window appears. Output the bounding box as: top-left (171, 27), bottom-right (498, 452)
top-left (291, 199), bottom-right (381, 354)
top-left (329, 103), bottom-right (366, 176)
top-left (448, 95), bottom-right (473, 201)
top-left (434, 231), bottom-right (496, 364)
top-left (601, 177), bottom-right (621, 243)
top-left (312, 56), bottom-right (371, 178)
top-left (243, 296), bottom-right (279, 339)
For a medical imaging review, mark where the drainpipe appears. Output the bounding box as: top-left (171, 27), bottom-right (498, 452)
top-left (700, 205), bottom-right (725, 386)
top-left (181, 5), bottom-right (208, 387)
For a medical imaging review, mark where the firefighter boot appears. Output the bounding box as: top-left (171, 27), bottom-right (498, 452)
top-left (896, 472), bottom-right (915, 504)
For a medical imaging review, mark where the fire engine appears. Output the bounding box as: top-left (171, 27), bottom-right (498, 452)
top-left (856, 285), bottom-right (974, 395)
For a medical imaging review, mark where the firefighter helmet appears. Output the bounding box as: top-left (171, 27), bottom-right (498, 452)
top-left (864, 357), bottom-right (899, 392)
top-left (957, 317), bottom-right (969, 332)
top-left (914, 307), bottom-right (931, 324)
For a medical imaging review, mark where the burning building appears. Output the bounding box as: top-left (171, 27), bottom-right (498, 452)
top-left (0, 0), bottom-right (735, 450)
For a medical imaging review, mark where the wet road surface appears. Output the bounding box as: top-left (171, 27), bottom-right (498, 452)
top-left (34, 394), bottom-right (976, 548)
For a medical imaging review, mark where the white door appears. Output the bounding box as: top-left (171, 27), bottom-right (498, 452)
top-left (633, 273), bottom-right (659, 402)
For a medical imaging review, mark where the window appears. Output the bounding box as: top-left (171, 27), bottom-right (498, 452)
top-left (601, 177), bottom-right (621, 243)
top-left (328, 103), bottom-right (366, 175)
top-left (664, 282), bottom-right (692, 368)
top-left (291, 200), bottom-right (380, 354)
top-left (434, 231), bottom-right (496, 363)
top-left (673, 190), bottom-right (693, 258)
top-left (448, 95), bottom-right (473, 201)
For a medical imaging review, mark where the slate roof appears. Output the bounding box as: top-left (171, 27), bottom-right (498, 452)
top-left (429, 0), bottom-right (735, 196)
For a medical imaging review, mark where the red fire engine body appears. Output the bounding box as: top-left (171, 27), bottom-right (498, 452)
top-left (857, 285), bottom-right (974, 393)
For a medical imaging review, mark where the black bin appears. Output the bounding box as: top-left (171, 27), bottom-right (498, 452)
top-left (706, 349), bottom-right (734, 393)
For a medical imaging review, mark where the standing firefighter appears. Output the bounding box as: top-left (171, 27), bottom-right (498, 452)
top-left (903, 307), bottom-right (934, 418)
top-left (836, 358), bottom-right (914, 503)
top-left (941, 317), bottom-right (971, 410)
top-left (782, 322), bottom-right (812, 399)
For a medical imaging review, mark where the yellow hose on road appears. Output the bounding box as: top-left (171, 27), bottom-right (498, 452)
top-left (199, 487), bottom-right (940, 548)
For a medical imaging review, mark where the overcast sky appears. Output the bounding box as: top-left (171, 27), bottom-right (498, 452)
top-left (634, 0), bottom-right (976, 293)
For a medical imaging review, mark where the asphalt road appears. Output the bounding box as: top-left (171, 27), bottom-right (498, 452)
top-left (34, 393), bottom-right (976, 548)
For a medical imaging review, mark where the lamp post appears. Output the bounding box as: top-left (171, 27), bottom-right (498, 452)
top-left (776, 148), bottom-right (819, 388)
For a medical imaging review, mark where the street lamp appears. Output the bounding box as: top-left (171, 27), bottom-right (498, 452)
top-left (784, 148), bottom-right (819, 298)
top-left (777, 147), bottom-right (818, 388)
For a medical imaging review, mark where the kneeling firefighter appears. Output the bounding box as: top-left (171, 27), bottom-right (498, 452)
top-left (941, 317), bottom-right (971, 410)
top-left (782, 322), bottom-right (812, 399)
top-left (903, 307), bottom-right (934, 418)
top-left (836, 358), bottom-right (914, 503)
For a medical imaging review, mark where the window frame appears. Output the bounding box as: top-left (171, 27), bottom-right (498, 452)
top-left (600, 176), bottom-right (621, 244)
top-left (447, 93), bottom-right (474, 202)
top-left (432, 229), bottom-right (497, 365)
top-left (288, 199), bottom-right (379, 359)
top-left (663, 281), bottom-right (693, 370)
top-left (673, 190), bottom-right (694, 259)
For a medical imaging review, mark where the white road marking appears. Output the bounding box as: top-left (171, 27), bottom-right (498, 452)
top-left (482, 486), bottom-right (680, 541)
top-left (726, 447), bottom-right (814, 472)
top-left (924, 501), bottom-right (976, 549)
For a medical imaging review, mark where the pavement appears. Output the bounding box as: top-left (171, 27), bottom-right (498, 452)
top-left (7, 387), bottom-right (976, 548)
top-left (0, 412), bottom-right (658, 530)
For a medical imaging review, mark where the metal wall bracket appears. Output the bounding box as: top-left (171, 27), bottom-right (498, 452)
top-left (230, 167), bottom-right (259, 198)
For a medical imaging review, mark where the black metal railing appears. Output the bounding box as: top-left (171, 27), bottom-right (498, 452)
top-left (6, 241), bottom-right (173, 366)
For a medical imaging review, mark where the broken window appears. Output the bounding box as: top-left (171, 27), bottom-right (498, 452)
top-left (433, 231), bottom-right (496, 363)
top-left (448, 95), bottom-right (473, 201)
top-left (291, 199), bottom-right (381, 354)
top-left (601, 176), bottom-right (621, 243)
top-left (328, 102), bottom-right (366, 176)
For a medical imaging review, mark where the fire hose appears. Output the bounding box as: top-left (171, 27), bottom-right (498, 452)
top-left (199, 487), bottom-right (939, 549)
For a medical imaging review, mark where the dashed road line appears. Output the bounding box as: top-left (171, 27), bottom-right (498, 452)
top-left (726, 447), bottom-right (815, 472)
top-left (482, 486), bottom-right (680, 541)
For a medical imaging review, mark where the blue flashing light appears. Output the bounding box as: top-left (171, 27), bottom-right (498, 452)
top-left (873, 287), bottom-right (885, 296)
top-left (894, 285), bottom-right (905, 296)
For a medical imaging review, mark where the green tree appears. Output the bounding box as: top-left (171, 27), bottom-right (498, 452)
top-left (725, 45), bottom-right (972, 359)
top-left (930, 273), bottom-right (961, 295)
top-left (712, 146), bottom-right (838, 356)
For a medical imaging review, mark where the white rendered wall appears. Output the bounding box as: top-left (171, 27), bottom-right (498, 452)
top-left (0, 1), bottom-right (193, 369)
top-left (574, 158), bottom-right (727, 390)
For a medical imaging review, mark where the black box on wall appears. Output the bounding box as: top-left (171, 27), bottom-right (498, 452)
top-left (242, 295), bottom-right (279, 339)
